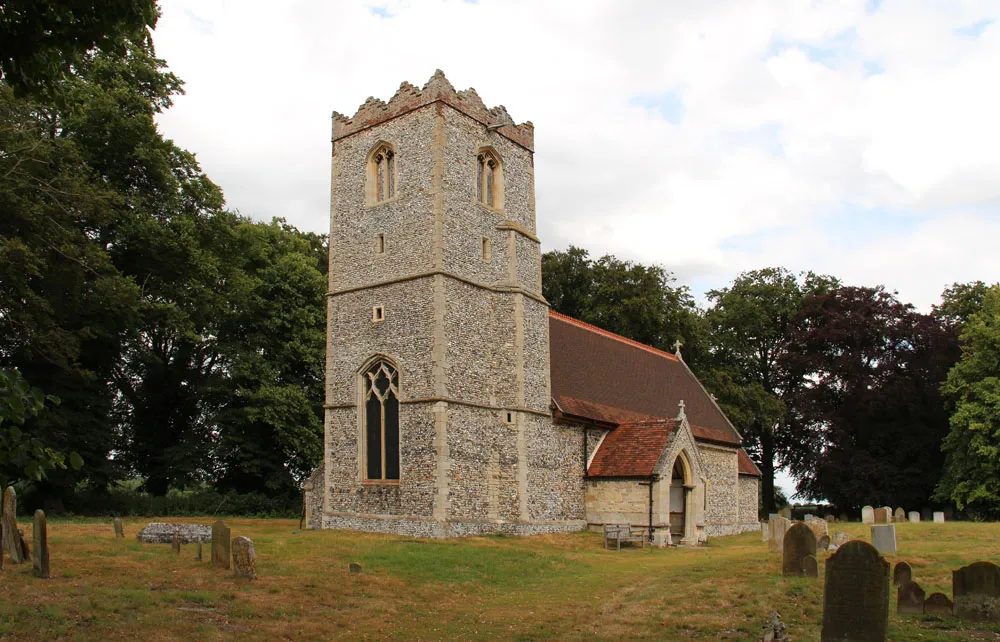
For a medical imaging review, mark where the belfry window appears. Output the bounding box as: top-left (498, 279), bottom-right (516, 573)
top-left (368, 143), bottom-right (396, 204)
top-left (362, 360), bottom-right (400, 481)
top-left (476, 149), bottom-right (501, 208)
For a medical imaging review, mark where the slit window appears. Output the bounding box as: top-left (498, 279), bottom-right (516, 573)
top-left (376, 233), bottom-right (385, 254)
top-left (372, 306), bottom-right (385, 322)
top-left (482, 237), bottom-right (491, 262)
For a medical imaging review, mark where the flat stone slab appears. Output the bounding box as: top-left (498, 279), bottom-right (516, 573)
top-left (871, 524), bottom-right (897, 554)
top-left (136, 523), bottom-right (211, 544)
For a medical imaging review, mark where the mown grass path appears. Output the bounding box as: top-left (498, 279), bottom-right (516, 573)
top-left (1, 519), bottom-right (999, 640)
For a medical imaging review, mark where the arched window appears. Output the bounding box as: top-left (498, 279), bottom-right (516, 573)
top-left (362, 359), bottom-right (399, 480)
top-left (367, 142), bottom-right (396, 204)
top-left (476, 149), bottom-right (502, 208)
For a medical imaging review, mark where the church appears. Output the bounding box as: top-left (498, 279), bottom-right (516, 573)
top-left (303, 71), bottom-right (760, 546)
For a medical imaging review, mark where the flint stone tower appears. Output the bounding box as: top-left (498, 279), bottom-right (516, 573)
top-left (323, 71), bottom-right (587, 537)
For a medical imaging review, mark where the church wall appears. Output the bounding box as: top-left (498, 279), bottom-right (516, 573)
top-left (738, 475), bottom-right (760, 525)
top-left (522, 298), bottom-right (551, 411)
top-left (585, 480), bottom-right (655, 526)
top-left (445, 404), bottom-right (522, 521)
top-left (700, 445), bottom-right (759, 536)
top-left (527, 417), bottom-right (586, 521)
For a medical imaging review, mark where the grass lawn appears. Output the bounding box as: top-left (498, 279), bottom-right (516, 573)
top-left (2, 518), bottom-right (999, 640)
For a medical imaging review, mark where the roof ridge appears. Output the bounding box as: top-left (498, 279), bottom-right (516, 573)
top-left (548, 311), bottom-right (680, 362)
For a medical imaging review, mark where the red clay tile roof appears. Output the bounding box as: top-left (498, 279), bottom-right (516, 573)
top-left (738, 449), bottom-right (761, 477)
top-left (549, 311), bottom-right (741, 446)
top-left (587, 420), bottom-right (679, 477)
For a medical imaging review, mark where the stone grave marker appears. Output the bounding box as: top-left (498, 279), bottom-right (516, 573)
top-left (211, 520), bottom-right (231, 570)
top-left (923, 592), bottom-right (953, 616)
top-left (897, 580), bottom-right (925, 615)
top-left (821, 540), bottom-right (890, 642)
top-left (933, 512), bottom-right (945, 523)
top-left (831, 531), bottom-right (851, 547)
top-left (873, 507), bottom-right (889, 524)
top-left (18, 529), bottom-right (29, 559)
top-left (908, 511), bottom-right (920, 523)
top-left (805, 514), bottom-right (815, 521)
top-left (769, 513), bottom-right (779, 520)
top-left (113, 517), bottom-right (124, 538)
top-left (953, 561), bottom-right (1000, 620)
top-left (783, 523), bottom-right (818, 577)
top-left (893, 561), bottom-right (912, 586)
top-left (871, 524), bottom-right (897, 554)
top-left (2, 487), bottom-right (24, 564)
top-left (761, 521), bottom-right (769, 542)
top-left (232, 536), bottom-right (257, 580)
top-left (839, 513), bottom-right (849, 523)
top-left (894, 507), bottom-right (906, 522)
top-left (824, 514), bottom-right (836, 523)
top-left (780, 507), bottom-right (792, 520)
top-left (349, 562), bottom-right (363, 574)
top-left (818, 535), bottom-right (830, 551)
top-left (861, 506), bottom-right (875, 524)
top-left (883, 506), bottom-right (894, 522)
top-left (136, 522), bottom-right (211, 544)
top-left (32, 510), bottom-right (49, 579)
top-left (807, 517), bottom-right (829, 543)
top-left (769, 516), bottom-right (791, 552)
top-left (196, 541), bottom-right (203, 561)
top-left (171, 533), bottom-right (181, 554)
top-left (802, 554), bottom-right (819, 578)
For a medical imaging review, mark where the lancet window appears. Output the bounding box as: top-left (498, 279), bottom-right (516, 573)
top-left (368, 143), bottom-right (396, 204)
top-left (476, 149), bottom-right (501, 208)
top-left (362, 359), bottom-right (400, 481)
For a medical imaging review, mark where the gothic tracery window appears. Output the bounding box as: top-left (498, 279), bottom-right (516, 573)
top-left (476, 149), bottom-right (501, 208)
top-left (362, 359), bottom-right (400, 481)
top-left (368, 143), bottom-right (395, 204)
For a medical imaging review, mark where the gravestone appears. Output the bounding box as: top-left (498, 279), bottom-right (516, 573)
top-left (897, 580), bottom-right (925, 615)
top-left (113, 517), bottom-right (124, 538)
top-left (923, 592), bottom-right (953, 616)
top-left (171, 533), bottom-right (181, 554)
top-left (783, 523), bottom-right (818, 577)
top-left (821, 540), bottom-right (890, 642)
top-left (805, 514), bottom-right (815, 521)
top-left (873, 507), bottom-right (889, 524)
top-left (894, 507), bottom-right (905, 522)
top-left (780, 507), bottom-right (792, 520)
top-left (933, 512), bottom-right (945, 523)
top-left (1, 487), bottom-right (24, 564)
top-left (883, 506), bottom-right (894, 522)
top-left (769, 516), bottom-right (791, 552)
top-left (893, 561), bottom-right (912, 586)
top-left (18, 529), bottom-right (29, 559)
top-left (861, 506), bottom-right (875, 524)
top-left (761, 521), bottom-right (769, 542)
top-left (349, 562), bottom-right (363, 574)
top-left (908, 511), bottom-right (920, 523)
top-left (32, 510), bottom-right (49, 579)
top-left (807, 517), bottom-right (829, 543)
top-left (231, 536), bottom-right (257, 580)
top-left (769, 513), bottom-right (779, 520)
top-left (832, 531), bottom-right (851, 547)
top-left (825, 514), bottom-right (836, 523)
top-left (818, 535), bottom-right (830, 551)
top-left (953, 561), bottom-right (1000, 620)
top-left (802, 554), bottom-right (819, 578)
top-left (871, 524), bottom-right (897, 554)
top-left (196, 541), bottom-right (203, 561)
top-left (211, 520), bottom-right (231, 570)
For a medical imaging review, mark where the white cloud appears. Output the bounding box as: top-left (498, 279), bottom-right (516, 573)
top-left (152, 0), bottom-right (1000, 311)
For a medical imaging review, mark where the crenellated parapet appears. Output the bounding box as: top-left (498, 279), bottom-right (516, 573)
top-left (332, 70), bottom-right (534, 150)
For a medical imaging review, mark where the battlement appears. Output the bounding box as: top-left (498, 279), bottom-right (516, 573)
top-left (332, 70), bottom-right (534, 151)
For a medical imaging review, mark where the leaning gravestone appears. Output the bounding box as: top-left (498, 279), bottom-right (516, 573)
top-left (871, 524), bottom-right (897, 554)
top-left (897, 580), bottom-right (925, 615)
top-left (1, 487), bottom-right (24, 564)
top-left (211, 520), bottom-right (231, 570)
top-left (861, 506), bottom-right (875, 525)
top-left (821, 540), bottom-right (890, 642)
top-left (832, 531), bottom-right (851, 547)
top-left (818, 535), bottom-right (831, 551)
top-left (933, 512), bottom-right (945, 523)
top-left (113, 517), bottom-right (125, 538)
top-left (231, 536), bottom-right (257, 580)
top-left (953, 561), bottom-right (1000, 620)
top-left (924, 592), bottom-right (953, 616)
top-left (893, 561), bottom-right (912, 586)
top-left (873, 507), bottom-right (889, 524)
top-left (783, 523), bottom-right (818, 577)
top-left (769, 516), bottom-right (792, 552)
top-left (908, 511), bottom-right (920, 523)
top-left (894, 507), bottom-right (906, 522)
top-left (33, 510), bottom-right (49, 579)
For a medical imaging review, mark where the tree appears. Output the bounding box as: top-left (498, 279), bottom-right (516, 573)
top-left (935, 285), bottom-right (1000, 515)
top-left (934, 281), bottom-right (994, 328)
top-left (781, 286), bottom-right (959, 511)
top-left (702, 268), bottom-right (837, 513)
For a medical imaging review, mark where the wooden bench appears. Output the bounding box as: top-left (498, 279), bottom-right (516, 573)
top-left (603, 524), bottom-right (647, 550)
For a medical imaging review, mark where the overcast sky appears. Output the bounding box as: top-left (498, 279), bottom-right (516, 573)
top-left (150, 0), bottom-right (998, 500)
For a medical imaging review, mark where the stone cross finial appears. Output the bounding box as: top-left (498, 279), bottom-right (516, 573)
top-left (677, 399), bottom-right (686, 421)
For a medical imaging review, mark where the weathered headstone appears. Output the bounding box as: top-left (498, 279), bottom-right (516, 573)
top-left (231, 536), bottom-right (257, 580)
top-left (769, 516), bottom-right (791, 552)
top-left (821, 540), bottom-right (890, 642)
top-left (893, 561), bottom-right (912, 586)
top-left (783, 523), bottom-right (818, 577)
top-left (805, 514), bottom-right (815, 521)
top-left (196, 541), bottom-right (203, 561)
top-left (923, 592), bottom-right (953, 616)
top-left (933, 511), bottom-right (945, 524)
top-left (832, 531), bottom-right (851, 547)
top-left (873, 507), bottom-right (889, 524)
top-left (861, 506), bottom-right (875, 525)
top-left (897, 580), bottom-right (925, 615)
top-left (825, 514), bottom-right (836, 523)
top-left (32, 510), bottom-right (49, 579)
top-left (894, 507), bottom-right (906, 522)
top-left (113, 517), bottom-right (125, 538)
top-left (871, 524), bottom-right (897, 554)
top-left (807, 517), bottom-right (829, 543)
top-left (211, 520), bottom-right (231, 570)
top-left (802, 554), bottom-right (819, 578)
top-left (760, 611), bottom-right (789, 642)
top-left (953, 561), bottom-right (1000, 620)
top-left (908, 511), bottom-right (920, 523)
top-left (780, 507), bottom-right (792, 520)
top-left (818, 535), bottom-right (831, 551)
top-left (883, 506), bottom-right (893, 523)
top-left (349, 562), bottom-right (362, 574)
top-left (761, 521), bottom-right (769, 542)
top-left (1, 487), bottom-right (24, 564)
top-left (171, 533), bottom-right (181, 554)
top-left (18, 529), bottom-right (29, 559)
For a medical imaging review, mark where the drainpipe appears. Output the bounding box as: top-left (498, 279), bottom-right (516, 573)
top-left (647, 474), bottom-right (659, 542)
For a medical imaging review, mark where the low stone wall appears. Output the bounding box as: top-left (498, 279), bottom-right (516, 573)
top-left (323, 513), bottom-right (586, 538)
top-left (704, 521), bottom-right (761, 538)
top-left (136, 523), bottom-right (212, 544)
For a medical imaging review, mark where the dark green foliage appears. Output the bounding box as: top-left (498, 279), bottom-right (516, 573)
top-left (934, 281), bottom-right (994, 328)
top-left (936, 285), bottom-right (1000, 514)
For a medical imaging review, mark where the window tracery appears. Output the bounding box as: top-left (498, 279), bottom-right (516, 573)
top-left (362, 359), bottom-right (399, 481)
top-left (476, 149), bottom-right (501, 208)
top-left (368, 143), bottom-right (396, 204)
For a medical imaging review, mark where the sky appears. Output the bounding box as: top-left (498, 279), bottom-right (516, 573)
top-left (150, 0), bottom-right (1000, 498)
